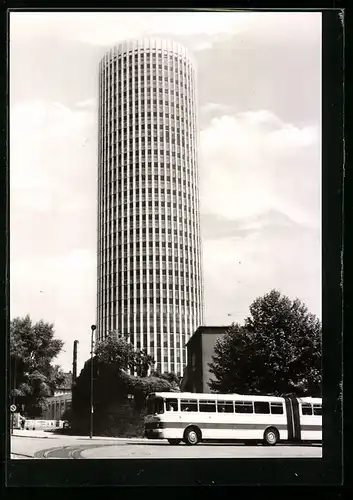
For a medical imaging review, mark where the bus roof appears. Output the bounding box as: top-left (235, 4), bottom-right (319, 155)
top-left (296, 397), bottom-right (322, 404)
top-left (149, 392), bottom-right (286, 402)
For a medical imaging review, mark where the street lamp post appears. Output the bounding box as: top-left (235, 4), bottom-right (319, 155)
top-left (89, 325), bottom-right (96, 439)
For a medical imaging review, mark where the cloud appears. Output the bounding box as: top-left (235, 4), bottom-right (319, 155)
top-left (201, 102), bottom-right (231, 115)
top-left (199, 110), bottom-right (321, 228)
top-left (10, 249), bottom-right (96, 371)
top-left (10, 99), bottom-right (98, 371)
top-left (10, 11), bottom-right (245, 47)
top-left (201, 209), bottom-right (298, 241)
top-left (10, 99), bottom-right (96, 213)
top-left (199, 108), bottom-right (321, 325)
top-left (75, 97), bottom-right (96, 109)
top-left (10, 11), bottom-right (320, 52)
top-left (202, 222), bottom-right (321, 325)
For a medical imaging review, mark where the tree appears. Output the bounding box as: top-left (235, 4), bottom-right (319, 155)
top-left (134, 349), bottom-right (155, 377)
top-left (151, 371), bottom-right (181, 391)
top-left (94, 335), bottom-right (135, 370)
top-left (209, 290), bottom-right (322, 396)
top-left (94, 335), bottom-right (155, 375)
top-left (10, 315), bottom-right (65, 417)
top-left (70, 336), bottom-right (174, 436)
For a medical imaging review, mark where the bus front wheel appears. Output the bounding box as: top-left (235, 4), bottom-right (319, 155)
top-left (168, 439), bottom-right (181, 445)
top-left (264, 427), bottom-right (279, 446)
top-left (183, 426), bottom-right (201, 446)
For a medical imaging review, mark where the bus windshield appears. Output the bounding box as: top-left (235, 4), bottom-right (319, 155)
top-left (146, 396), bottom-right (164, 415)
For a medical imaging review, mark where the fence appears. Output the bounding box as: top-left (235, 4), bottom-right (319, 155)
top-left (23, 419), bottom-right (66, 431)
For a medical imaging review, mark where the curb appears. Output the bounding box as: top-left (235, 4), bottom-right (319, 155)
top-left (12, 434), bottom-right (55, 439)
top-left (12, 433), bottom-right (149, 442)
top-left (11, 452), bottom-right (34, 458)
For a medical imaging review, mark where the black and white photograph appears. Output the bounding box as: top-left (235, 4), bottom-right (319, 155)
top-left (8, 8), bottom-right (340, 476)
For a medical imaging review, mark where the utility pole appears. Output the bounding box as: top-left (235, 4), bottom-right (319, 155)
top-left (90, 325), bottom-right (96, 439)
top-left (72, 340), bottom-right (78, 391)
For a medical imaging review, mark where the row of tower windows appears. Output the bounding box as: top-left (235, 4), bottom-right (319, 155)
top-left (101, 239), bottom-right (196, 251)
top-left (102, 151), bottom-right (191, 162)
top-left (109, 98), bottom-right (191, 108)
top-left (103, 233), bottom-right (197, 246)
top-left (100, 273), bottom-right (199, 287)
top-left (104, 58), bottom-right (191, 73)
top-left (115, 61), bottom-right (188, 71)
top-left (101, 268), bottom-right (199, 281)
top-left (110, 74), bottom-right (190, 86)
top-left (102, 297), bottom-right (198, 307)
top-left (103, 229), bottom-right (196, 242)
top-left (104, 50), bottom-right (190, 65)
top-left (101, 277), bottom-right (196, 288)
top-left (105, 126), bottom-right (189, 138)
top-left (102, 123), bottom-right (192, 137)
top-left (101, 267), bottom-right (196, 279)
top-left (103, 281), bottom-right (199, 292)
top-left (104, 79), bottom-right (190, 95)
top-left (103, 146), bottom-right (190, 157)
top-left (101, 266), bottom-right (199, 278)
top-left (108, 175), bottom-right (193, 187)
top-left (105, 95), bottom-right (191, 111)
top-left (105, 175), bottom-right (194, 187)
top-left (102, 115), bottom-right (191, 131)
top-left (100, 306), bottom-right (198, 318)
top-left (102, 165), bottom-right (194, 181)
top-left (102, 259), bottom-right (198, 273)
top-left (102, 139), bottom-right (192, 153)
top-left (102, 216), bottom-right (197, 230)
top-left (103, 247), bottom-right (199, 261)
top-left (105, 188), bottom-right (192, 199)
top-left (104, 137), bottom-right (189, 149)
top-left (103, 228), bottom-right (196, 241)
top-left (106, 105), bottom-right (192, 117)
top-left (104, 288), bottom-right (199, 299)
top-left (103, 91), bottom-right (191, 106)
top-left (111, 188), bottom-right (193, 199)
top-left (105, 110), bottom-right (192, 121)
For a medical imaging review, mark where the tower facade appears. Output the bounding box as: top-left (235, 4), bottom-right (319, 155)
top-left (97, 38), bottom-right (204, 375)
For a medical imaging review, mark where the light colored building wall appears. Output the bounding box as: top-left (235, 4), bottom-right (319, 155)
top-left (97, 38), bottom-right (204, 375)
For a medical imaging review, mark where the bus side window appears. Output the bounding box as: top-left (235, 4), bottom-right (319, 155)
top-left (217, 401), bottom-right (234, 413)
top-left (270, 403), bottom-right (284, 415)
top-left (234, 401), bottom-right (253, 413)
top-left (180, 399), bottom-right (197, 412)
top-left (199, 400), bottom-right (216, 412)
top-left (301, 403), bottom-right (313, 415)
top-left (166, 399), bottom-right (178, 412)
top-left (254, 402), bottom-right (270, 414)
top-left (313, 404), bottom-right (322, 416)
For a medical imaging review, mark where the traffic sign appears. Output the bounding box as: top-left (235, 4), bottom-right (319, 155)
top-left (10, 404), bottom-right (16, 412)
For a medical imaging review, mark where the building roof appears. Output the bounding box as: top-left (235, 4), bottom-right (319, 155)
top-left (186, 325), bottom-right (230, 346)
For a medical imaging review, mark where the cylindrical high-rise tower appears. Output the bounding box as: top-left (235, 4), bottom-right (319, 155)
top-left (97, 38), bottom-right (204, 375)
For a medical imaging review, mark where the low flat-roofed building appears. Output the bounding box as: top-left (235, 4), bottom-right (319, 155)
top-left (42, 372), bottom-right (72, 420)
top-left (181, 326), bottom-right (229, 393)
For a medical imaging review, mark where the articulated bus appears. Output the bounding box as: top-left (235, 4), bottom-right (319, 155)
top-left (144, 392), bottom-right (322, 446)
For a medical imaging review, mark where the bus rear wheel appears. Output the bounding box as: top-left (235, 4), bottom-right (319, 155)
top-left (168, 439), bottom-right (181, 445)
top-left (264, 427), bottom-right (279, 446)
top-left (183, 426), bottom-right (201, 446)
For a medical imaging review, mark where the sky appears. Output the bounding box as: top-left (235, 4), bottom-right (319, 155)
top-left (10, 11), bottom-right (322, 373)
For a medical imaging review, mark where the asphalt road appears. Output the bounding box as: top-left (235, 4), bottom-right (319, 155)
top-left (11, 435), bottom-right (322, 459)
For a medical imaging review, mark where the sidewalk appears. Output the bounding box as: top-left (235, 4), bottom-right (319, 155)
top-left (12, 429), bottom-right (59, 439)
top-left (12, 429), bottom-right (148, 441)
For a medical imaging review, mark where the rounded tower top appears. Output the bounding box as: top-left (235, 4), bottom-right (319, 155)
top-left (100, 37), bottom-right (196, 68)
